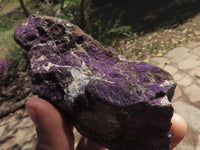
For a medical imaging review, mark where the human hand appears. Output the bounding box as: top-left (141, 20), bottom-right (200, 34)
top-left (26, 97), bottom-right (104, 150)
top-left (26, 97), bottom-right (187, 150)
top-left (170, 113), bottom-right (187, 150)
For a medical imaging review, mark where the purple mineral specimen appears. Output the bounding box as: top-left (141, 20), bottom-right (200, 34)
top-left (0, 59), bottom-right (14, 93)
top-left (14, 14), bottom-right (176, 150)
top-left (0, 59), bottom-right (13, 79)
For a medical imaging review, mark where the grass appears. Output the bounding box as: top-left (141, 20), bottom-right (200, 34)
top-left (0, 29), bottom-right (14, 46)
top-left (0, 26), bottom-right (22, 60)
top-left (5, 45), bottom-right (23, 60)
top-left (1, 0), bottom-right (198, 61)
top-left (0, 1), bottom-right (25, 60)
top-left (0, 31), bottom-right (23, 63)
top-left (0, 29), bottom-right (16, 59)
top-left (0, 6), bottom-right (25, 32)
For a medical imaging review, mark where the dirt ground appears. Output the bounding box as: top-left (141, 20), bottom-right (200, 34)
top-left (116, 13), bottom-right (200, 60)
top-left (1, 1), bottom-right (200, 149)
top-left (0, 2), bottom-right (19, 15)
top-left (0, 1), bottom-right (23, 60)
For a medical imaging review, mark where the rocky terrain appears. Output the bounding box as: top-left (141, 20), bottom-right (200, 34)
top-left (0, 56), bottom-right (36, 149)
top-left (1, 1), bottom-right (200, 149)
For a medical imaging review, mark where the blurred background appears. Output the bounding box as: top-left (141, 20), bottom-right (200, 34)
top-left (1, 0), bottom-right (200, 149)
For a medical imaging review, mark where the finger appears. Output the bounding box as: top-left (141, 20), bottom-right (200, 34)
top-left (76, 137), bottom-right (105, 150)
top-left (26, 97), bottom-right (74, 150)
top-left (170, 113), bottom-right (187, 150)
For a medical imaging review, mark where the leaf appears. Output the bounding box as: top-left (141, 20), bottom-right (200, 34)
top-left (165, 60), bottom-right (172, 65)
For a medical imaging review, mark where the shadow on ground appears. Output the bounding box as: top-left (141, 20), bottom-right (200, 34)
top-left (91, 0), bottom-right (200, 34)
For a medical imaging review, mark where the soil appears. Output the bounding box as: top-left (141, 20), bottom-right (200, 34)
top-left (114, 12), bottom-right (200, 60)
top-left (0, 45), bottom-right (8, 59)
top-left (1, 1), bottom-right (200, 149)
top-left (0, 2), bottom-right (19, 15)
top-left (0, 1), bottom-right (22, 60)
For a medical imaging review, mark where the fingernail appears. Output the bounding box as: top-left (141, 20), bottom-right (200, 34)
top-left (26, 106), bottom-right (39, 127)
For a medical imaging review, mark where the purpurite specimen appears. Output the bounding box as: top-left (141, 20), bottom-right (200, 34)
top-left (14, 15), bottom-right (176, 150)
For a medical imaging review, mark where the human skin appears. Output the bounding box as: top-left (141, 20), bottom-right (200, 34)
top-left (14, 14), bottom-right (177, 149)
top-left (26, 97), bottom-right (187, 150)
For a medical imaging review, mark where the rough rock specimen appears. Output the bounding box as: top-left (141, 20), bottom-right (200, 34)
top-left (0, 59), bottom-right (13, 80)
top-left (14, 14), bottom-right (176, 150)
top-left (0, 59), bottom-right (14, 93)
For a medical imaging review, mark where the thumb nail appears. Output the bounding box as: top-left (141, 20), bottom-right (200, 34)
top-left (26, 106), bottom-right (39, 127)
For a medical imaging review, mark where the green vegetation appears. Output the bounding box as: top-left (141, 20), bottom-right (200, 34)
top-left (0, 29), bottom-right (23, 60)
top-left (0, 0), bottom-right (25, 60)
top-left (5, 45), bottom-right (23, 60)
top-left (86, 17), bottom-right (133, 46)
top-left (1, 0), bottom-right (200, 60)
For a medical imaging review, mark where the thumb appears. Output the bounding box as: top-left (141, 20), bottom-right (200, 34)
top-left (170, 113), bottom-right (187, 150)
top-left (26, 97), bottom-right (74, 150)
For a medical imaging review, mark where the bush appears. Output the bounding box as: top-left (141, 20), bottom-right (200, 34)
top-left (86, 17), bottom-right (133, 46)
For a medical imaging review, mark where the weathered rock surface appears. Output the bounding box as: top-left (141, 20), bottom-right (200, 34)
top-left (14, 14), bottom-right (176, 150)
top-left (0, 59), bottom-right (14, 93)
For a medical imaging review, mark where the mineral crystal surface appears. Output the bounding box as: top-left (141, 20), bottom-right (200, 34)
top-left (14, 14), bottom-right (176, 150)
top-left (0, 59), bottom-right (13, 79)
top-left (0, 59), bottom-right (14, 93)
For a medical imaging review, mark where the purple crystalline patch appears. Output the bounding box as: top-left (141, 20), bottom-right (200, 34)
top-left (14, 14), bottom-right (176, 150)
